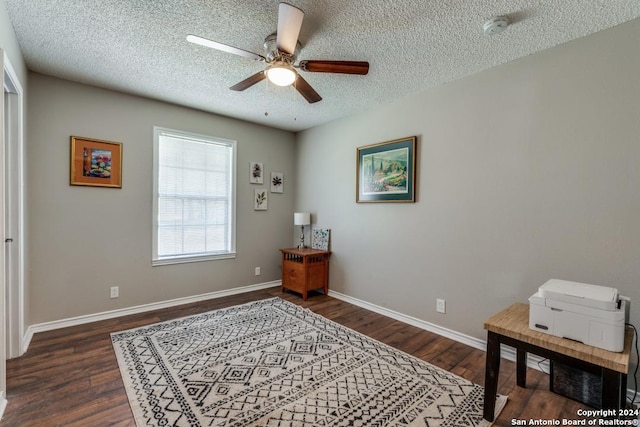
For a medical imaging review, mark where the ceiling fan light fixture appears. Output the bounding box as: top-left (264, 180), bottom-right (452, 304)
top-left (265, 63), bottom-right (297, 86)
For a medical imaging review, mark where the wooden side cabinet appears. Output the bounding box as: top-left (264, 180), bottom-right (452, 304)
top-left (280, 248), bottom-right (331, 301)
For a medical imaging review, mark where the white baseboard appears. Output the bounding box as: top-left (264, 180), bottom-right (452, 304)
top-left (22, 329), bottom-right (32, 355)
top-left (24, 280), bottom-right (281, 345)
top-left (328, 290), bottom-right (640, 401)
top-left (329, 290), bottom-right (542, 366)
top-left (0, 392), bottom-right (7, 420)
top-left (328, 290), bottom-right (487, 350)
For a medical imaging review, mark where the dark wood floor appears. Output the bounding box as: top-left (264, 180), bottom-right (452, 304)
top-left (4, 287), bottom-right (589, 426)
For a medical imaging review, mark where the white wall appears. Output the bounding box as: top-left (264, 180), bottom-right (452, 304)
top-left (296, 18), bottom-right (640, 348)
top-left (27, 74), bottom-right (295, 324)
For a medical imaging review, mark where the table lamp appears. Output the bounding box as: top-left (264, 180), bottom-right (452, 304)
top-left (294, 212), bottom-right (311, 248)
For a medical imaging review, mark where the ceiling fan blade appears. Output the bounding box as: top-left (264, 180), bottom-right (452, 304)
top-left (230, 71), bottom-right (266, 91)
top-left (187, 34), bottom-right (265, 62)
top-left (294, 74), bottom-right (322, 103)
top-left (276, 3), bottom-right (304, 55)
top-left (298, 60), bottom-right (369, 75)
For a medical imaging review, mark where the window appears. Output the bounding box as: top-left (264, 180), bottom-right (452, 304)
top-left (152, 127), bottom-right (236, 265)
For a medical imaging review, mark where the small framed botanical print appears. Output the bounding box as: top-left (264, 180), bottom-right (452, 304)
top-left (254, 189), bottom-right (268, 210)
top-left (250, 161), bottom-right (264, 184)
top-left (271, 172), bottom-right (283, 193)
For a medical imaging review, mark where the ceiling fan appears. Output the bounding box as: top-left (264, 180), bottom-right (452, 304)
top-left (187, 2), bottom-right (369, 103)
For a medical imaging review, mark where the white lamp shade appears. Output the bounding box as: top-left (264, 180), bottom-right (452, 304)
top-left (294, 212), bottom-right (310, 225)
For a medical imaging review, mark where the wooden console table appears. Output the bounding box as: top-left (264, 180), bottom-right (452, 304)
top-left (483, 303), bottom-right (632, 422)
top-left (280, 248), bottom-right (330, 301)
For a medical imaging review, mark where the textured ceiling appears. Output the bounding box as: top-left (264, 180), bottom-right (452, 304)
top-left (5, 1), bottom-right (640, 132)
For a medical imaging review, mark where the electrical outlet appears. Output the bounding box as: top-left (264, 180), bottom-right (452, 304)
top-left (110, 286), bottom-right (119, 299)
top-left (436, 298), bottom-right (446, 314)
top-left (255, 267), bottom-right (261, 276)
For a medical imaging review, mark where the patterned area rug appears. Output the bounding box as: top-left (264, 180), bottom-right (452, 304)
top-left (111, 297), bottom-right (506, 426)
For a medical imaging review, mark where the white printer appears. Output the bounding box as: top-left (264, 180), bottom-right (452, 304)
top-left (529, 279), bottom-right (630, 352)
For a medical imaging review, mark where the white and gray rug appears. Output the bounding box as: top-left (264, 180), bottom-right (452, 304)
top-left (111, 297), bottom-right (506, 426)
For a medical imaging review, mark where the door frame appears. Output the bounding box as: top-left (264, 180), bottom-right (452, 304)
top-left (3, 50), bottom-right (25, 359)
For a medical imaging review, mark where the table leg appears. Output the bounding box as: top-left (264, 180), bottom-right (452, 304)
top-left (601, 369), bottom-right (624, 410)
top-left (516, 348), bottom-right (527, 387)
top-left (483, 331), bottom-right (501, 422)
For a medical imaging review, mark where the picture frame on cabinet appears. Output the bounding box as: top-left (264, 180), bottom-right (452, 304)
top-left (311, 228), bottom-right (331, 251)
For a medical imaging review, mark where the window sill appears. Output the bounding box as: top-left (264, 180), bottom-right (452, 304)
top-left (152, 252), bottom-right (237, 266)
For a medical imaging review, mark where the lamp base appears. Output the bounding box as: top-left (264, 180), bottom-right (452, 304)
top-left (298, 225), bottom-right (306, 249)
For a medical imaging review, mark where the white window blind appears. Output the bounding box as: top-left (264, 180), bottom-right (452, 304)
top-left (152, 127), bottom-right (236, 265)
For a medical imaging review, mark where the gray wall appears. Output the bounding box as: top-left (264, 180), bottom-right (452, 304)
top-left (27, 73), bottom-right (295, 324)
top-left (296, 19), bottom-right (640, 345)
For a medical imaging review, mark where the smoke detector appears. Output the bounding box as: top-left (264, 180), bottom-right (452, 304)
top-left (483, 16), bottom-right (509, 35)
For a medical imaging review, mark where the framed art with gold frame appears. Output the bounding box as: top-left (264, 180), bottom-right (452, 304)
top-left (70, 136), bottom-right (122, 188)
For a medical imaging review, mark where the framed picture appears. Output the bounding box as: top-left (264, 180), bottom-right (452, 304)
top-left (271, 172), bottom-right (284, 193)
top-left (356, 136), bottom-right (416, 203)
top-left (70, 136), bottom-right (122, 188)
top-left (250, 161), bottom-right (264, 184)
top-left (311, 228), bottom-right (331, 251)
top-left (254, 189), bottom-right (268, 210)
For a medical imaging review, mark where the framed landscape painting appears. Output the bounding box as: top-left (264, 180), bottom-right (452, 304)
top-left (70, 136), bottom-right (122, 188)
top-left (356, 136), bottom-right (416, 203)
